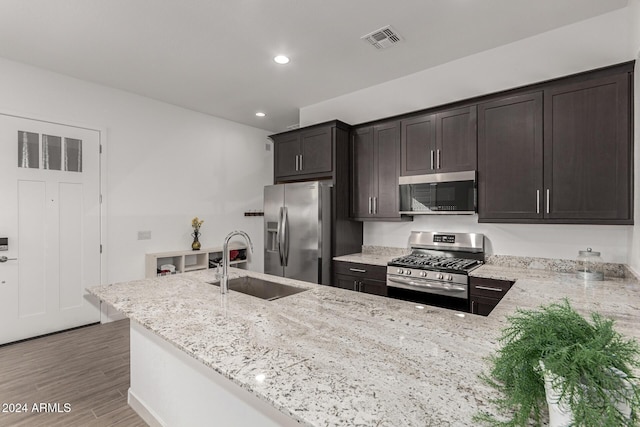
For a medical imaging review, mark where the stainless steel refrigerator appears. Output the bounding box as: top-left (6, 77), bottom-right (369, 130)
top-left (264, 181), bottom-right (332, 285)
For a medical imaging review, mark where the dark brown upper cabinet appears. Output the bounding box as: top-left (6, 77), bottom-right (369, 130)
top-left (478, 92), bottom-right (544, 221)
top-left (543, 72), bottom-right (631, 222)
top-left (400, 106), bottom-right (477, 176)
top-left (478, 63), bottom-right (633, 224)
top-left (272, 123), bottom-right (336, 182)
top-left (269, 120), bottom-right (363, 261)
top-left (351, 121), bottom-right (406, 220)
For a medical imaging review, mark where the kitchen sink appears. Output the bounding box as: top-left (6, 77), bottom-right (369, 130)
top-left (208, 276), bottom-right (308, 301)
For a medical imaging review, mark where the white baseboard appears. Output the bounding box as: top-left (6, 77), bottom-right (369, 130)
top-left (100, 301), bottom-right (126, 323)
top-left (128, 388), bottom-right (165, 427)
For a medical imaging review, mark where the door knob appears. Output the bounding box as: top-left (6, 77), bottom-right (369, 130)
top-left (0, 256), bottom-right (17, 263)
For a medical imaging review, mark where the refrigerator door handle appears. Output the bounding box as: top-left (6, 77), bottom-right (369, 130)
top-left (277, 207), bottom-right (285, 266)
top-left (282, 206), bottom-right (290, 266)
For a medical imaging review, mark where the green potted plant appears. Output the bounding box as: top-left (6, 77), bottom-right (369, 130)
top-left (476, 299), bottom-right (640, 426)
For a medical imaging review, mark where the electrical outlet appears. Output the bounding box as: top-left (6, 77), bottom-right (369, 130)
top-left (137, 230), bottom-right (152, 240)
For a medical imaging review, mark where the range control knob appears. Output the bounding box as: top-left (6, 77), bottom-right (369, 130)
top-left (405, 270), bottom-right (412, 275)
top-left (397, 268), bottom-right (404, 274)
top-left (447, 275), bottom-right (453, 281)
top-left (436, 273), bottom-right (443, 280)
top-left (420, 271), bottom-right (427, 278)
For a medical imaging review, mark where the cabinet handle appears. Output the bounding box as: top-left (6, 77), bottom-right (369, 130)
top-left (349, 268), bottom-right (367, 273)
top-left (353, 280), bottom-right (358, 291)
top-left (536, 190), bottom-right (540, 214)
top-left (475, 285), bottom-right (504, 293)
top-left (299, 154), bottom-right (303, 171)
top-left (436, 149), bottom-right (441, 169)
top-left (546, 189), bottom-right (550, 214)
top-left (295, 155), bottom-right (299, 171)
top-left (358, 281), bottom-right (363, 292)
top-left (430, 150), bottom-right (434, 170)
top-left (471, 300), bottom-right (475, 314)
top-left (373, 197), bottom-right (377, 214)
top-left (368, 197), bottom-right (372, 214)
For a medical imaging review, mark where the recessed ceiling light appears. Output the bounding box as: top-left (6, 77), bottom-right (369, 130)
top-left (255, 112), bottom-right (266, 117)
top-left (273, 55), bottom-right (290, 64)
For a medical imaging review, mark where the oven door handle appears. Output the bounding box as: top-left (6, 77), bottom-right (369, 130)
top-left (387, 276), bottom-right (467, 293)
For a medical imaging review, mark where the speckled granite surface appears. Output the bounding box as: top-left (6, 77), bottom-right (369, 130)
top-left (474, 265), bottom-right (640, 341)
top-left (485, 254), bottom-right (628, 278)
top-left (88, 266), bottom-right (640, 426)
top-left (361, 245), bottom-right (410, 257)
top-left (333, 246), bottom-right (409, 266)
top-left (332, 253), bottom-right (396, 266)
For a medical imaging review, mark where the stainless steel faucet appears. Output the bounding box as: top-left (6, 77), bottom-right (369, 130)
top-left (220, 230), bottom-right (254, 294)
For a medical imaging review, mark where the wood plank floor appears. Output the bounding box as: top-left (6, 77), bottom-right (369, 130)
top-left (0, 319), bottom-right (147, 427)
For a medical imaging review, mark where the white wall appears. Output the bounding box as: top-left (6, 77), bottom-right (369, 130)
top-left (300, 8), bottom-right (636, 264)
top-left (0, 57), bottom-right (272, 284)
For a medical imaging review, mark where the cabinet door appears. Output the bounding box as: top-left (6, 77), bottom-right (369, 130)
top-left (470, 295), bottom-right (499, 316)
top-left (544, 73), bottom-right (631, 222)
top-left (400, 114), bottom-right (436, 176)
top-left (359, 278), bottom-right (387, 296)
top-left (334, 274), bottom-right (357, 291)
top-left (373, 121), bottom-right (401, 219)
top-left (299, 126), bottom-right (333, 175)
top-left (478, 92), bottom-right (543, 221)
top-left (274, 133), bottom-right (300, 179)
top-left (436, 106), bottom-right (477, 173)
top-left (350, 127), bottom-right (375, 219)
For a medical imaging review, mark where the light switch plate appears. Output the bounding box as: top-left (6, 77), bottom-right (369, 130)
top-left (137, 231), bottom-right (152, 240)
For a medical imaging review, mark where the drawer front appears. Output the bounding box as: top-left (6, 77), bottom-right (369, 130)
top-left (469, 277), bottom-right (513, 298)
top-left (333, 261), bottom-right (387, 281)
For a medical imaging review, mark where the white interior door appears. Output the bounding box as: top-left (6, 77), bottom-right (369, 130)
top-left (0, 114), bottom-right (101, 345)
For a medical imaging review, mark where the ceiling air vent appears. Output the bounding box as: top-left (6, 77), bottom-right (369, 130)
top-left (361, 25), bottom-right (402, 49)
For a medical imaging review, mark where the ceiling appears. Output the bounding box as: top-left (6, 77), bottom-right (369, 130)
top-left (0, 0), bottom-right (629, 133)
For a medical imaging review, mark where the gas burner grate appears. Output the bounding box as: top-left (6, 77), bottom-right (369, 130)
top-left (390, 253), bottom-right (481, 272)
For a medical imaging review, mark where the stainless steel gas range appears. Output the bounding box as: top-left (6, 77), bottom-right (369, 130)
top-left (387, 231), bottom-right (484, 308)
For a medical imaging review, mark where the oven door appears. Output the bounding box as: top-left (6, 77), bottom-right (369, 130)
top-left (387, 274), bottom-right (468, 299)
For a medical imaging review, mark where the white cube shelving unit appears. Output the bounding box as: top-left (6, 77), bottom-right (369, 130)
top-left (145, 243), bottom-right (247, 278)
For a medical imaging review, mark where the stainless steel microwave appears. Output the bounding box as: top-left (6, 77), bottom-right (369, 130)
top-left (399, 171), bottom-right (477, 215)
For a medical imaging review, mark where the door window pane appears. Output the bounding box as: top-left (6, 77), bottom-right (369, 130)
top-left (18, 131), bottom-right (39, 169)
top-left (43, 134), bottom-right (62, 171)
top-left (64, 138), bottom-right (82, 172)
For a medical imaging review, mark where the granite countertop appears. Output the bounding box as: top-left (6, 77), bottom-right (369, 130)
top-left (333, 246), bottom-right (410, 266)
top-left (88, 265), bottom-right (640, 426)
top-left (332, 253), bottom-right (397, 266)
top-left (471, 264), bottom-right (640, 340)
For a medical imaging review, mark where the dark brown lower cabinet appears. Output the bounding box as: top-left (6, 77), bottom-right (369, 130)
top-left (469, 277), bottom-right (513, 316)
top-left (333, 261), bottom-right (387, 296)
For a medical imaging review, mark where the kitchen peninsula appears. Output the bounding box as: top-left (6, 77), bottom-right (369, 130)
top-left (88, 266), bottom-right (640, 426)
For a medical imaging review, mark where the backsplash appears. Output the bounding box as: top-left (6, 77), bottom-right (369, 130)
top-left (361, 245), bottom-right (410, 257)
top-left (484, 255), bottom-right (628, 279)
top-left (360, 245), bottom-right (635, 279)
